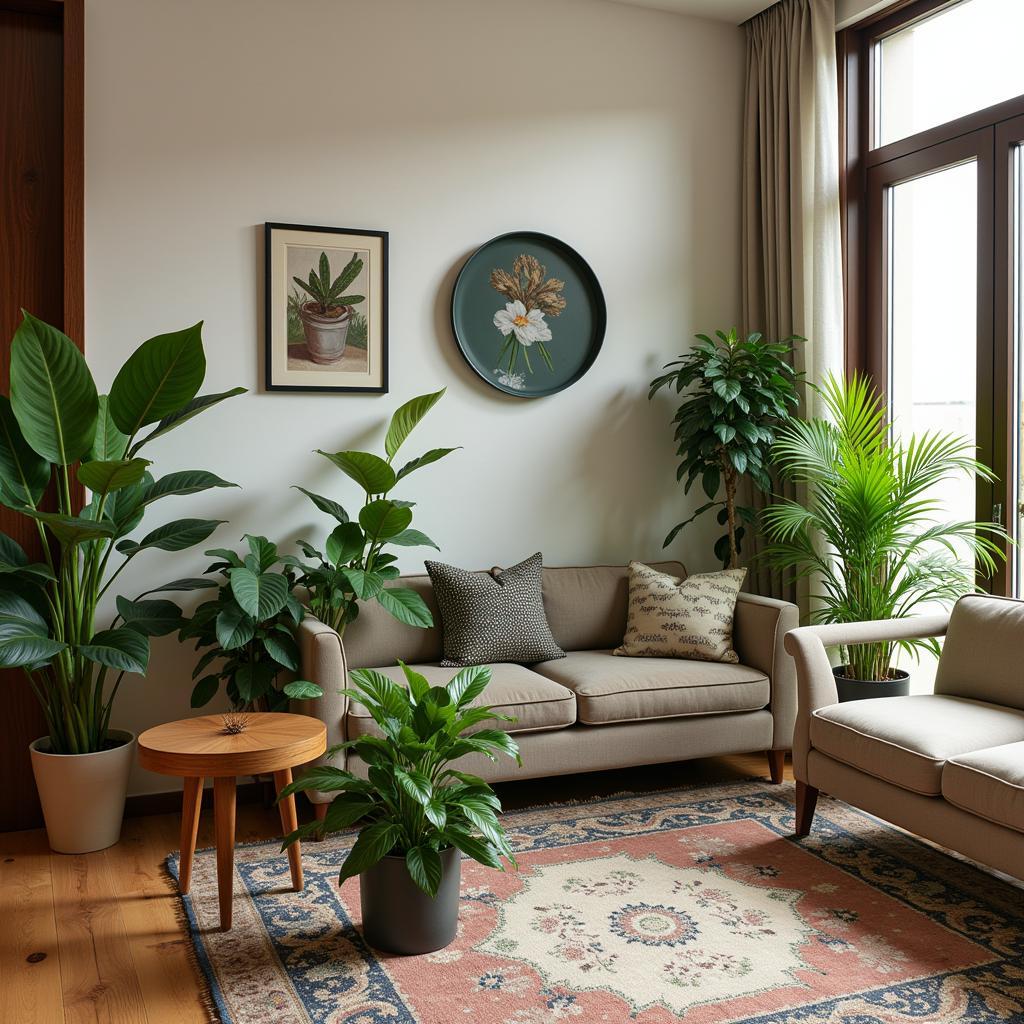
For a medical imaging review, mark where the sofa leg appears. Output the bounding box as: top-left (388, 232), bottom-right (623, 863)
top-left (767, 750), bottom-right (786, 784)
top-left (795, 781), bottom-right (819, 837)
top-left (310, 801), bottom-right (328, 842)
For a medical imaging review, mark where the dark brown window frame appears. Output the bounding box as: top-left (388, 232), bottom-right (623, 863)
top-left (839, 0), bottom-right (1024, 597)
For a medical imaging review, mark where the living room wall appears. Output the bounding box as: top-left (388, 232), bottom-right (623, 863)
top-left (84, 0), bottom-right (745, 795)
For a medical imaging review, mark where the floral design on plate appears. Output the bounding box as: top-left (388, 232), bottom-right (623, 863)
top-left (608, 903), bottom-right (700, 946)
top-left (491, 253), bottom-right (565, 378)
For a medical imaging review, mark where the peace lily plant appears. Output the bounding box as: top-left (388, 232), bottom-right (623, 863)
top-left (1, 312), bottom-right (243, 852)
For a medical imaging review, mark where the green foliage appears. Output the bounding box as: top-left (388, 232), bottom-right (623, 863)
top-left (650, 329), bottom-right (802, 568)
top-left (179, 535), bottom-right (320, 711)
top-left (292, 251), bottom-right (365, 316)
top-left (0, 312), bottom-right (245, 753)
top-left (296, 390), bottom-right (458, 635)
top-left (761, 373), bottom-right (1008, 680)
top-left (279, 662), bottom-right (520, 896)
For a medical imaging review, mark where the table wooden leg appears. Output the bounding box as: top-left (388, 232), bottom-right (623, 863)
top-left (273, 768), bottom-right (303, 891)
top-left (213, 776), bottom-right (237, 930)
top-left (179, 776), bottom-right (204, 894)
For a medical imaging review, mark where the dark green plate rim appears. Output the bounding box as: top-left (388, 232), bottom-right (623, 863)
top-left (450, 230), bottom-right (607, 398)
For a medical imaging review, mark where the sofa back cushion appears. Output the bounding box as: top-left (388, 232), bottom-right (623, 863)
top-left (340, 561), bottom-right (688, 668)
top-left (934, 594), bottom-right (1024, 710)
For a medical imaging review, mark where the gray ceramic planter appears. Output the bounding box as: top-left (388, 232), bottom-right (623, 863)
top-left (300, 303), bottom-right (352, 363)
top-left (833, 666), bottom-right (910, 702)
top-left (360, 845), bottom-right (461, 955)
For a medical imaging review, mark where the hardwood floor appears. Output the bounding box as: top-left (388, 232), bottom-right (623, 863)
top-left (0, 752), bottom-right (792, 1024)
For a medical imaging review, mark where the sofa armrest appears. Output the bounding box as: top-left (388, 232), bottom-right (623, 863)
top-left (733, 592), bottom-right (799, 750)
top-left (290, 614), bottom-right (349, 805)
top-left (783, 613), bottom-right (949, 779)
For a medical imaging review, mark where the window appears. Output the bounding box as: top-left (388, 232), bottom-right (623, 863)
top-left (841, 0), bottom-right (1024, 600)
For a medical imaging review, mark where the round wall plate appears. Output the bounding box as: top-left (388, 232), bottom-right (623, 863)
top-left (450, 231), bottom-right (606, 397)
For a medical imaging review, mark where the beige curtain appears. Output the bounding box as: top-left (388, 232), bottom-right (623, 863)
top-left (741, 0), bottom-right (844, 602)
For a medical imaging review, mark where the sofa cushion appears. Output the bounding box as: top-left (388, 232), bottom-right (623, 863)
top-left (347, 662), bottom-right (576, 737)
top-left (531, 649), bottom-right (770, 725)
top-left (810, 695), bottom-right (1024, 796)
top-left (942, 742), bottom-right (1024, 834)
top-left (935, 594), bottom-right (1024, 711)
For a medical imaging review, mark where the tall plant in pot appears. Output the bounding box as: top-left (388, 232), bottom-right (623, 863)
top-left (294, 251), bottom-right (365, 364)
top-left (649, 329), bottom-right (802, 568)
top-left (280, 662), bottom-right (520, 955)
top-left (761, 373), bottom-right (1007, 698)
top-left (0, 312), bottom-right (244, 852)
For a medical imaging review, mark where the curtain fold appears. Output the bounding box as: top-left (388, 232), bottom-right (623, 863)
top-left (741, 0), bottom-right (844, 602)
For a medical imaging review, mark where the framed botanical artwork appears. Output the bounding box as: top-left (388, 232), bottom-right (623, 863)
top-left (450, 231), bottom-right (605, 397)
top-left (264, 222), bottom-right (388, 393)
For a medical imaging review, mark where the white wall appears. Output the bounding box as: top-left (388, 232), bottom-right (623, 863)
top-left (85, 0), bottom-right (745, 795)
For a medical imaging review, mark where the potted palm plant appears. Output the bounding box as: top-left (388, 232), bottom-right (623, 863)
top-left (280, 662), bottom-right (520, 955)
top-left (294, 250), bottom-right (365, 364)
top-left (761, 373), bottom-right (1006, 699)
top-left (2, 311), bottom-right (244, 852)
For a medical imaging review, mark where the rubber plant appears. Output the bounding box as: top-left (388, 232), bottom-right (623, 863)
top-left (279, 662), bottom-right (520, 895)
top-left (180, 535), bottom-right (323, 711)
top-left (649, 328), bottom-right (802, 568)
top-left (296, 388), bottom-right (457, 635)
top-left (761, 373), bottom-right (1007, 680)
top-left (0, 311), bottom-right (245, 754)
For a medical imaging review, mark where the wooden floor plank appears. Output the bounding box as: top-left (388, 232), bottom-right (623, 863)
top-left (0, 829), bottom-right (64, 1024)
top-left (51, 846), bottom-right (149, 1024)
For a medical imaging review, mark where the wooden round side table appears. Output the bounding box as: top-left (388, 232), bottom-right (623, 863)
top-left (138, 712), bottom-right (326, 930)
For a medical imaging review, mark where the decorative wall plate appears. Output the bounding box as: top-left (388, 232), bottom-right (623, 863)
top-left (451, 231), bottom-right (606, 397)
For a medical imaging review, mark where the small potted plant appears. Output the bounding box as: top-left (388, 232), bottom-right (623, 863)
top-left (761, 373), bottom-right (1007, 699)
top-left (180, 534), bottom-right (323, 710)
top-left (281, 662), bottom-right (520, 955)
top-left (293, 251), bottom-right (365, 364)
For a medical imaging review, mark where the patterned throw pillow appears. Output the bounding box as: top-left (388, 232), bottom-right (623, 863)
top-left (425, 552), bottom-right (566, 667)
top-left (614, 561), bottom-right (746, 663)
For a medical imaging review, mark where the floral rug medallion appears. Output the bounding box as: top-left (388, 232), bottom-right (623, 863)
top-left (169, 781), bottom-right (1024, 1024)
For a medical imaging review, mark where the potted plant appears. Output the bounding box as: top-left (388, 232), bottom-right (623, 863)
top-left (0, 312), bottom-right (244, 852)
top-left (761, 373), bottom-right (1007, 699)
top-left (280, 662), bottom-right (520, 955)
top-left (296, 388), bottom-right (458, 635)
top-left (180, 535), bottom-right (323, 710)
top-left (649, 328), bottom-right (802, 567)
top-left (293, 250), bottom-right (365, 364)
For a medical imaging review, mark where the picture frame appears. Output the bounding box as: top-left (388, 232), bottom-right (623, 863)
top-left (264, 222), bottom-right (389, 393)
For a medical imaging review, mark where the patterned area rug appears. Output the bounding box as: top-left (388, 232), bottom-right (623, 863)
top-left (170, 780), bottom-right (1024, 1023)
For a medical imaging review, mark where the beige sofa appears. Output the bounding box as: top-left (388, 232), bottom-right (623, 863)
top-left (785, 593), bottom-right (1024, 880)
top-left (296, 562), bottom-right (798, 804)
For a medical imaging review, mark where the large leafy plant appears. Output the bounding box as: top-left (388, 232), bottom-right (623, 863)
top-left (280, 662), bottom-right (520, 896)
top-left (296, 389), bottom-right (457, 635)
top-left (0, 312), bottom-right (244, 754)
top-left (180, 535), bottom-right (322, 711)
top-left (649, 329), bottom-right (802, 567)
top-left (761, 373), bottom-right (1006, 680)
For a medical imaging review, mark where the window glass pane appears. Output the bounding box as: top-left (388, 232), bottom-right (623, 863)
top-left (887, 160), bottom-right (977, 689)
top-left (876, 0), bottom-right (1024, 148)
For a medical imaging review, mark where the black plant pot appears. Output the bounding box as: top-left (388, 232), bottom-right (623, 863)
top-left (833, 666), bottom-right (911, 702)
top-left (359, 845), bottom-right (461, 955)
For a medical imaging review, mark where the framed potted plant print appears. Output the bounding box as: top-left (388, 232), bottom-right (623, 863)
top-left (264, 222), bottom-right (388, 393)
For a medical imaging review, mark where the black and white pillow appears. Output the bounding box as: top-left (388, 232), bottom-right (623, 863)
top-left (424, 552), bottom-right (566, 667)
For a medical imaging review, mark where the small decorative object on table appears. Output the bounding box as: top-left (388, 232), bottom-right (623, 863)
top-left (451, 231), bottom-right (605, 397)
top-left (265, 222), bottom-right (388, 393)
top-left (138, 712), bottom-right (326, 930)
top-left (280, 663), bottom-right (520, 955)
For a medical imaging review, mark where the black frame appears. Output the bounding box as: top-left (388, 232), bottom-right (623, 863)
top-left (264, 221), bottom-right (389, 394)
top-left (450, 230), bottom-right (606, 398)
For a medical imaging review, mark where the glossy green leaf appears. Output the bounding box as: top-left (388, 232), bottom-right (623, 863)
top-left (190, 674), bottom-right (220, 708)
top-left (10, 312), bottom-right (98, 465)
top-left (383, 389), bottom-right (445, 460)
top-left (142, 470), bottom-right (237, 505)
top-left (244, 534), bottom-right (277, 572)
top-left (0, 590), bottom-right (64, 668)
top-left (78, 627), bottom-right (150, 674)
top-left (325, 522), bottom-right (364, 566)
top-left (375, 586), bottom-right (432, 628)
top-left (405, 845), bottom-right (443, 897)
top-left (343, 567), bottom-right (384, 600)
top-left (262, 630), bottom-right (299, 669)
top-left (0, 396), bottom-right (50, 508)
top-left (292, 485), bottom-right (348, 523)
top-left (135, 577), bottom-right (218, 599)
top-left (215, 603), bottom-right (255, 650)
top-left (395, 447), bottom-right (459, 482)
top-left (108, 322), bottom-right (206, 435)
top-left (358, 500), bottom-right (412, 541)
top-left (338, 822), bottom-right (403, 884)
top-left (117, 518), bottom-right (225, 555)
top-left (129, 387), bottom-right (247, 455)
top-left (229, 568), bottom-right (289, 620)
top-left (77, 458), bottom-right (151, 496)
top-left (88, 395), bottom-right (129, 462)
top-left (116, 596), bottom-right (183, 637)
top-left (19, 509), bottom-right (117, 547)
top-left (317, 450), bottom-right (395, 495)
top-left (388, 528), bottom-right (438, 549)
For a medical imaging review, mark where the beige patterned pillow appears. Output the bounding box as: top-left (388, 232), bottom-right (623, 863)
top-left (614, 562), bottom-right (746, 663)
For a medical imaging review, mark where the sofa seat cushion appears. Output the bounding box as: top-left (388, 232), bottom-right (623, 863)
top-left (347, 663), bottom-right (576, 738)
top-left (942, 742), bottom-right (1024, 834)
top-left (530, 649), bottom-right (770, 725)
top-left (810, 695), bottom-right (1024, 796)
